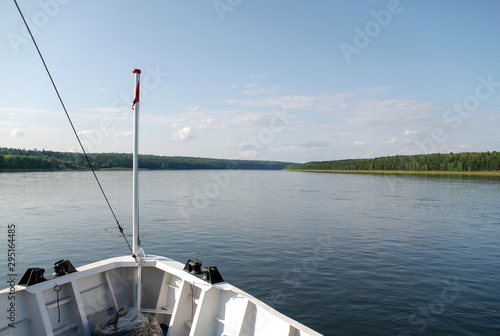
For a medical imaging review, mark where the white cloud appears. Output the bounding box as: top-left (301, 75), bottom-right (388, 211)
top-left (172, 126), bottom-right (196, 141)
top-left (353, 140), bottom-right (365, 147)
top-left (197, 118), bottom-right (216, 130)
top-left (244, 73), bottom-right (268, 81)
top-left (234, 142), bottom-right (324, 160)
top-left (3, 107), bottom-right (58, 115)
top-left (224, 93), bottom-right (355, 110)
top-left (187, 106), bottom-right (200, 112)
top-left (269, 145), bottom-right (314, 153)
top-left (237, 151), bottom-right (256, 159)
top-left (113, 131), bottom-right (132, 138)
top-left (362, 151), bottom-right (376, 158)
top-left (81, 106), bottom-right (130, 114)
top-left (434, 143), bottom-right (472, 153)
top-left (0, 120), bottom-right (20, 126)
top-left (10, 129), bottom-right (24, 137)
top-left (243, 87), bottom-right (277, 95)
top-left (343, 100), bottom-right (439, 130)
top-left (245, 82), bottom-right (260, 88)
top-left (403, 129), bottom-right (420, 136)
top-left (385, 137), bottom-right (398, 145)
top-left (171, 109), bottom-right (275, 133)
top-left (402, 138), bottom-right (412, 145)
top-left (77, 129), bottom-right (94, 136)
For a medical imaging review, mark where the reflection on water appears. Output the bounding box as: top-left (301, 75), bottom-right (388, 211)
top-left (1, 170), bottom-right (499, 335)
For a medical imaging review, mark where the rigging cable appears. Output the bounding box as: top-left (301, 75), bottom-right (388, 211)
top-left (13, 0), bottom-right (136, 259)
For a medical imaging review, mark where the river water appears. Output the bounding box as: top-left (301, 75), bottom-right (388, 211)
top-left (1, 170), bottom-right (499, 335)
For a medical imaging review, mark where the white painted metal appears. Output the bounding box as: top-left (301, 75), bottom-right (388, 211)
top-left (132, 68), bottom-right (143, 313)
top-left (132, 68), bottom-right (141, 255)
top-left (0, 255), bottom-right (323, 336)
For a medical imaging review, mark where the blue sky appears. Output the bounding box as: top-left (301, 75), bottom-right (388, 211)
top-left (1, 0), bottom-right (499, 163)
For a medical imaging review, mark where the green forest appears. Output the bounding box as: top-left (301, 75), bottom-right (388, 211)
top-left (285, 152), bottom-right (500, 172)
top-left (0, 148), bottom-right (294, 171)
top-left (2, 148), bottom-right (499, 173)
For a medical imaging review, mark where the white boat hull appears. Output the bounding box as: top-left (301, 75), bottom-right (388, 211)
top-left (1, 255), bottom-right (322, 336)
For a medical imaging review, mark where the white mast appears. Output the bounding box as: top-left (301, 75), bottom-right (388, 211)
top-left (132, 68), bottom-right (141, 255)
top-left (132, 68), bottom-right (142, 310)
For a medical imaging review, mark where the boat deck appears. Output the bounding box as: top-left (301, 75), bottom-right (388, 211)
top-left (0, 255), bottom-right (322, 336)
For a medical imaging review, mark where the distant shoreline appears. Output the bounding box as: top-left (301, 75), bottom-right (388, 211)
top-left (285, 169), bottom-right (500, 177)
top-left (285, 152), bottom-right (500, 174)
top-left (0, 148), bottom-right (296, 171)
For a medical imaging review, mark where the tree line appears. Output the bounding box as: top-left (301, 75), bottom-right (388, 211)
top-left (285, 152), bottom-right (500, 172)
top-left (0, 148), bottom-right (294, 171)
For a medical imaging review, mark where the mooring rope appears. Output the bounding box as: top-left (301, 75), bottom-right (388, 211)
top-left (13, 0), bottom-right (136, 259)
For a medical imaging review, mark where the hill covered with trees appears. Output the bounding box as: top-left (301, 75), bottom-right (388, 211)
top-left (286, 152), bottom-right (500, 172)
top-left (0, 148), bottom-right (295, 171)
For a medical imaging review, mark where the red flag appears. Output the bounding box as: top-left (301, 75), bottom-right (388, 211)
top-left (132, 80), bottom-right (140, 110)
